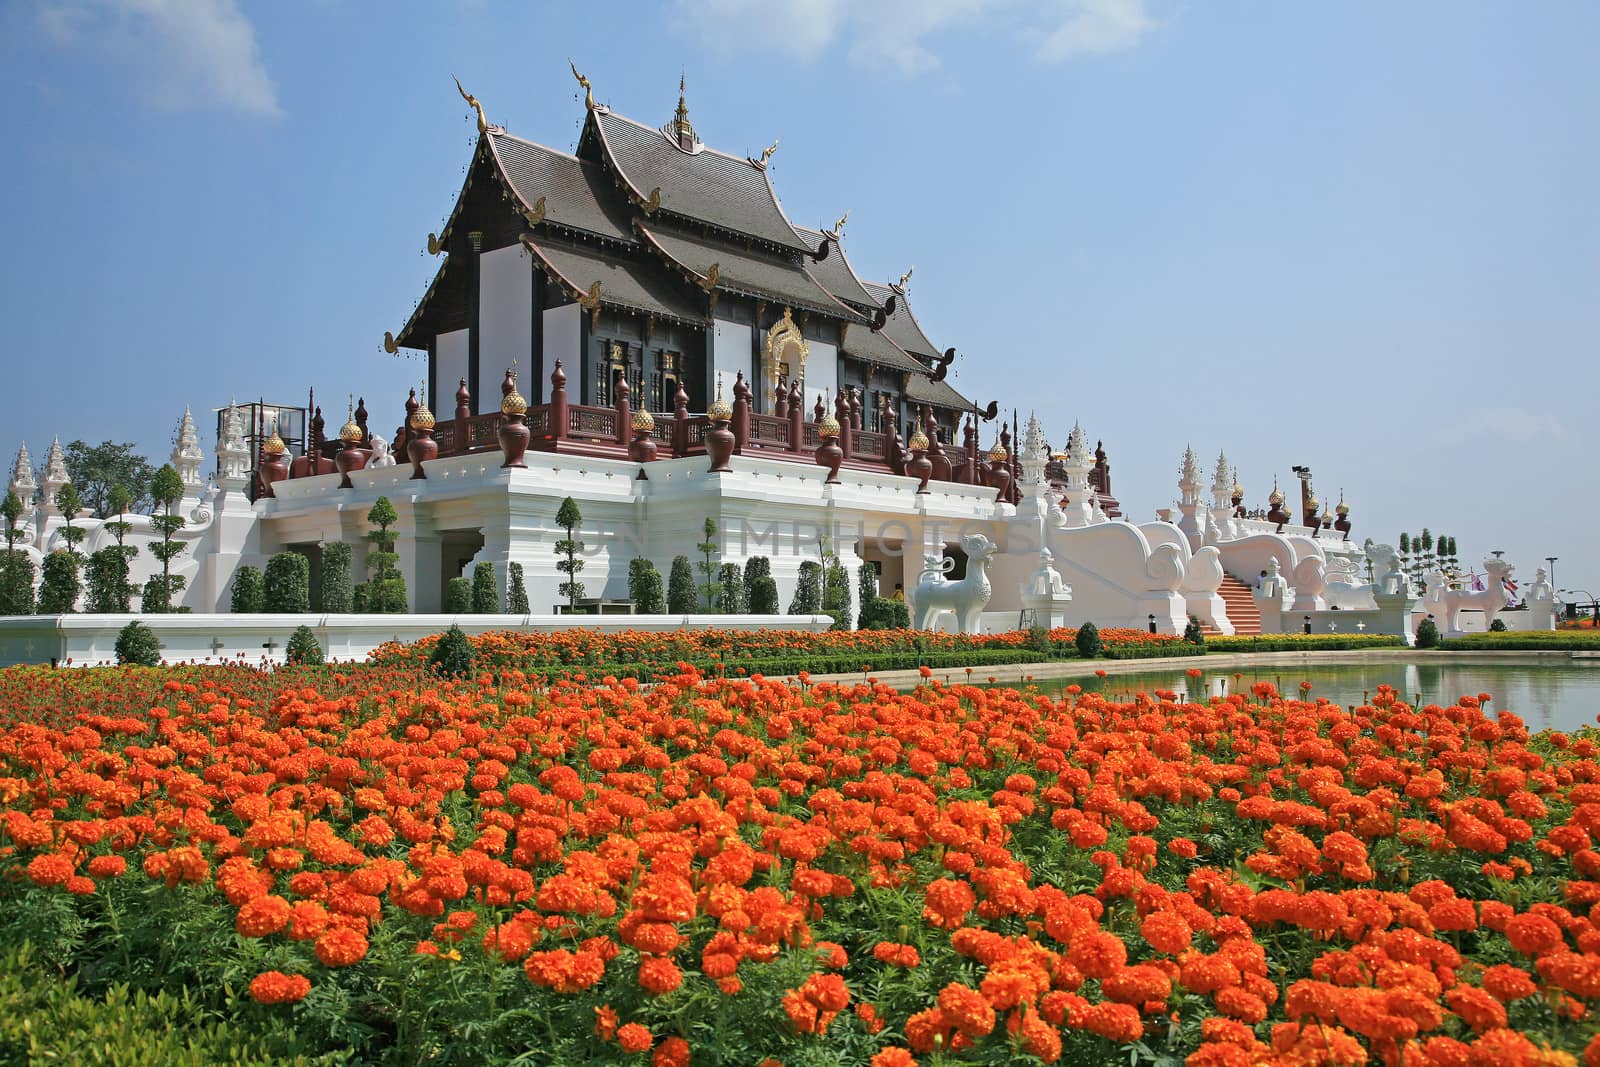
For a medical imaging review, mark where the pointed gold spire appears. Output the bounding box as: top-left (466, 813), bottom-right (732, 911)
top-left (453, 75), bottom-right (488, 134)
top-left (831, 210), bottom-right (849, 236)
top-left (570, 59), bottom-right (594, 110)
top-left (758, 138), bottom-right (779, 166)
top-left (670, 72), bottom-right (697, 148)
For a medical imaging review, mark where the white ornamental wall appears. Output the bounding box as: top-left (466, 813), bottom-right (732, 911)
top-left (541, 304), bottom-right (581, 403)
top-left (479, 245), bottom-right (532, 409)
top-left (435, 330), bottom-right (469, 408)
top-left (711, 320), bottom-right (752, 402)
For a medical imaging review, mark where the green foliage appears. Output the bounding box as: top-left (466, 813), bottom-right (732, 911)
top-left (85, 545), bottom-right (134, 613)
top-left (320, 542), bottom-right (353, 613)
top-left (1439, 630), bottom-right (1600, 651)
top-left (743, 556), bottom-right (771, 586)
top-left (470, 561), bottom-right (499, 614)
top-left (428, 624), bottom-right (475, 677)
top-left (38, 550), bottom-right (80, 614)
top-left (695, 516), bottom-right (720, 612)
top-left (716, 562), bottom-right (745, 614)
top-left (286, 625), bottom-right (323, 665)
top-left (140, 574), bottom-right (171, 615)
top-left (1075, 620), bottom-right (1102, 658)
top-left (230, 566), bottom-right (264, 613)
top-left (856, 563), bottom-right (879, 629)
top-left (667, 556), bottom-right (697, 614)
top-left (748, 575), bottom-right (779, 616)
top-left (1488, 618), bottom-right (1508, 633)
top-left (54, 483), bottom-right (85, 551)
top-left (351, 582), bottom-right (369, 614)
top-left (0, 942), bottom-right (304, 1067)
top-left (0, 490), bottom-right (22, 551)
top-left (364, 497), bottom-right (406, 613)
top-left (1415, 616), bottom-right (1441, 649)
top-left (102, 483), bottom-right (135, 547)
top-left (506, 562), bottom-right (529, 613)
top-left (62, 439), bottom-right (155, 517)
top-left (113, 620), bottom-right (162, 666)
top-left (143, 464), bottom-right (187, 613)
top-left (0, 550), bottom-right (34, 616)
top-left (263, 553), bottom-right (310, 614)
top-left (555, 497), bottom-right (585, 610)
top-left (819, 542), bottom-right (852, 630)
top-left (444, 577), bottom-right (472, 613)
top-left (1204, 634), bottom-right (1405, 653)
top-left (1183, 615), bottom-right (1206, 645)
top-left (629, 559), bottom-right (665, 614)
top-left (787, 561), bottom-right (822, 615)
top-left (855, 563), bottom-right (909, 630)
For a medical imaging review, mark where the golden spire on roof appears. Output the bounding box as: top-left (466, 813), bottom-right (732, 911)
top-left (453, 75), bottom-right (488, 134)
top-left (570, 59), bottom-right (594, 110)
top-left (897, 266), bottom-right (914, 290)
top-left (831, 210), bottom-right (849, 236)
top-left (759, 138), bottom-right (779, 166)
top-left (671, 72), bottom-right (697, 148)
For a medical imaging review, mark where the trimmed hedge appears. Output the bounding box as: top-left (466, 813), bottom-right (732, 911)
top-left (1439, 631), bottom-right (1600, 651)
top-left (320, 542), bottom-right (353, 613)
top-left (229, 565), bottom-right (264, 613)
top-left (444, 577), bottom-right (472, 614)
top-left (114, 620), bottom-right (162, 666)
top-left (262, 553), bottom-right (310, 614)
top-left (1204, 634), bottom-right (1406, 653)
top-left (471, 562), bottom-right (499, 614)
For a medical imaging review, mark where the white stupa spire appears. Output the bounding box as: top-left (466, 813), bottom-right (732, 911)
top-left (217, 400), bottom-right (251, 491)
top-left (1178, 445), bottom-right (1201, 506)
top-left (1212, 450), bottom-right (1231, 496)
top-left (39, 438), bottom-right (69, 513)
top-left (8, 442), bottom-right (36, 503)
top-left (172, 406), bottom-right (205, 489)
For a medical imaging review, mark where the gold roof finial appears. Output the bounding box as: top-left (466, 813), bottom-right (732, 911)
top-left (759, 138), bottom-right (779, 165)
top-left (832, 210), bottom-right (849, 236)
top-left (671, 71), bottom-right (696, 146)
top-left (453, 75), bottom-right (488, 134)
top-left (569, 59), bottom-right (594, 110)
top-left (897, 266), bottom-right (914, 290)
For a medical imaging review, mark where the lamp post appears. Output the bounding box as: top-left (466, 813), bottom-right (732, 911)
top-left (1148, 613), bottom-right (1156, 634)
top-left (1303, 615), bottom-right (1312, 634)
top-left (1548, 557), bottom-right (1559, 591)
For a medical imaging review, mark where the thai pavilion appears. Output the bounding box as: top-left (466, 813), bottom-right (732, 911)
top-left (3, 68), bottom-right (1424, 655)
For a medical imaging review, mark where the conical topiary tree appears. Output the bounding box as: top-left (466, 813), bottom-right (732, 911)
top-left (471, 561), bottom-right (499, 614)
top-left (788, 561), bottom-right (822, 615)
top-left (629, 558), bottom-right (665, 614)
top-left (716, 562), bottom-right (744, 614)
top-left (114, 619), bottom-right (162, 666)
top-left (555, 497), bottom-right (585, 612)
top-left (1075, 621), bottom-right (1102, 658)
top-left (38, 551), bottom-right (80, 614)
top-left (286, 625), bottom-right (323, 665)
top-left (667, 555), bottom-right (696, 614)
top-left (506, 562), bottom-right (529, 613)
top-left (263, 552), bottom-right (310, 614)
top-left (444, 577), bottom-right (472, 613)
top-left (143, 464), bottom-right (187, 613)
top-left (696, 517), bottom-right (720, 612)
top-left (230, 565), bottom-right (264, 613)
top-left (321, 542), bottom-right (353, 613)
top-left (365, 497), bottom-right (406, 613)
top-left (429, 624), bottom-right (475, 677)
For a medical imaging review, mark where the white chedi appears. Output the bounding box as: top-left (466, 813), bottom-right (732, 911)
top-left (217, 402), bottom-right (253, 490)
top-left (173, 406), bottom-right (206, 489)
top-left (39, 438), bottom-right (69, 512)
top-left (1020, 412), bottom-right (1049, 487)
top-left (8, 442), bottom-right (37, 504)
top-left (1178, 445), bottom-right (1201, 506)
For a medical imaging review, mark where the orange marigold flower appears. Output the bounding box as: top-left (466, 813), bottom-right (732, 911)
top-left (248, 971), bottom-right (311, 1005)
top-left (937, 982), bottom-right (996, 1038)
top-left (638, 955), bottom-right (684, 995)
top-left (236, 894), bottom-right (293, 938)
top-left (617, 1022), bottom-right (652, 1054)
top-left (1505, 912), bottom-right (1564, 956)
top-left (653, 1036), bottom-right (689, 1067)
top-left (26, 853), bottom-right (75, 887)
top-left (314, 927), bottom-right (369, 968)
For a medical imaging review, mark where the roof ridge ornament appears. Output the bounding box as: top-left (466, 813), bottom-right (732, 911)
top-left (830, 210), bottom-right (849, 238)
top-left (521, 196), bottom-right (546, 227)
top-left (642, 187), bottom-right (660, 214)
top-left (570, 59), bottom-right (595, 110)
top-left (382, 331), bottom-right (399, 355)
top-left (753, 138), bottom-right (779, 169)
top-left (426, 232), bottom-right (444, 256)
top-left (453, 75), bottom-right (489, 134)
top-left (896, 266), bottom-right (914, 291)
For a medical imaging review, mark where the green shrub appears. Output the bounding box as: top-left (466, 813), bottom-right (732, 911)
top-left (365, 496), bottom-right (405, 613)
top-left (1488, 618), bottom-right (1508, 633)
top-left (745, 557), bottom-right (777, 614)
top-left (352, 582), bottom-right (369, 614)
top-left (667, 556), bottom-right (696, 614)
top-left (37, 550), bottom-right (80, 614)
top-left (1205, 634), bottom-right (1405, 653)
top-left (262, 552), bottom-right (310, 614)
top-left (860, 597), bottom-right (911, 630)
top-left (140, 573), bottom-right (170, 615)
top-left (445, 577), bottom-right (472, 613)
top-left (1439, 631), bottom-right (1600, 651)
top-left (229, 564), bottom-right (264, 613)
top-left (286, 624), bottom-right (323, 665)
top-left (748, 576), bottom-right (779, 616)
top-left (471, 561), bottom-right (499, 614)
top-left (555, 497), bottom-right (585, 610)
top-left (0, 549), bottom-right (34, 615)
top-left (506, 562), bottom-right (530, 613)
top-left (1415, 616), bottom-right (1441, 649)
top-left (1183, 615), bottom-right (1205, 645)
top-left (716, 562), bottom-right (745, 614)
top-left (371, 577), bottom-right (408, 614)
top-left (0, 942), bottom-right (293, 1067)
top-left (113, 619), bottom-right (161, 666)
top-left (429, 624), bottom-right (475, 677)
top-left (85, 545), bottom-right (133, 613)
top-left (1075, 621), bottom-right (1102, 658)
top-left (629, 559), bottom-right (665, 614)
top-left (320, 542), bottom-right (353, 613)
top-left (143, 463), bottom-right (187, 613)
top-left (788, 561), bottom-right (822, 615)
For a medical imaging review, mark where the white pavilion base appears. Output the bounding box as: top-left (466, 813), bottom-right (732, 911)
top-left (0, 613), bottom-right (834, 668)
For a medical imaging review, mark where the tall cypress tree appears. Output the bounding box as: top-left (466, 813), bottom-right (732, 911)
top-left (143, 464), bottom-right (187, 613)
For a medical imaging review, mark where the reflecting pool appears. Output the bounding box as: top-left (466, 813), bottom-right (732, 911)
top-left (1013, 658), bottom-right (1600, 735)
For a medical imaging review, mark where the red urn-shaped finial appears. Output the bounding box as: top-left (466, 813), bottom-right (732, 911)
top-left (731, 370), bottom-right (751, 455)
top-left (815, 388), bottom-right (843, 485)
top-left (498, 366), bottom-right (530, 468)
top-left (906, 408), bottom-right (933, 494)
top-left (706, 377), bottom-right (735, 474)
top-left (455, 377), bottom-right (471, 426)
top-left (773, 374), bottom-right (789, 419)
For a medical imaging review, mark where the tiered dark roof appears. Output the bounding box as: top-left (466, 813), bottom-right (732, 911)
top-left (393, 82), bottom-right (978, 413)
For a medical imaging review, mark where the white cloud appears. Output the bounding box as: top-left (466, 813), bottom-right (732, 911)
top-left (677, 0), bottom-right (1157, 75)
top-left (38, 0), bottom-right (281, 117)
top-left (1035, 0), bottom-right (1153, 60)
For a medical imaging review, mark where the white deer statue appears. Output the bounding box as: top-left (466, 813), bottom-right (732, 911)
top-left (1444, 557), bottom-right (1515, 633)
top-left (912, 533), bottom-right (997, 634)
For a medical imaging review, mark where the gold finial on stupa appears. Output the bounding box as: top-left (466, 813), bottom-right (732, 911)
top-left (707, 376), bottom-right (732, 421)
top-left (339, 394), bottom-right (362, 443)
top-left (409, 379), bottom-right (435, 430)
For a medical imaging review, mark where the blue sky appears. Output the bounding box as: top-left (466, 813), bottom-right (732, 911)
top-left (2, 1), bottom-right (1596, 596)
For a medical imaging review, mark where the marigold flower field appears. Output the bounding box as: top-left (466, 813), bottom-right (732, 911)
top-left (1, 660), bottom-right (1598, 1065)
